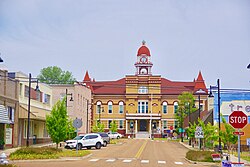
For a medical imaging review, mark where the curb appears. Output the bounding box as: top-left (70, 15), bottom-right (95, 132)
top-left (9, 153), bottom-right (93, 163)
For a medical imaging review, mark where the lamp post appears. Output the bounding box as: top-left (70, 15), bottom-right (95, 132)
top-left (0, 57), bottom-right (3, 63)
top-left (26, 73), bottom-right (39, 147)
top-left (247, 64), bottom-right (250, 69)
top-left (65, 89), bottom-right (73, 107)
top-left (195, 89), bottom-right (206, 119)
top-left (209, 79), bottom-right (221, 153)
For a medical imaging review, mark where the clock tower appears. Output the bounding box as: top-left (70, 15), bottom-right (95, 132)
top-left (135, 41), bottom-right (153, 75)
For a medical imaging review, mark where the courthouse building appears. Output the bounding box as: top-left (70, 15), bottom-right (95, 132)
top-left (83, 41), bottom-right (208, 138)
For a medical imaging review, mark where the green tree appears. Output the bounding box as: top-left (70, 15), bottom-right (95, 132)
top-left (46, 98), bottom-right (69, 148)
top-left (186, 122), bottom-right (197, 147)
top-left (198, 119), bottom-right (218, 149)
top-left (175, 92), bottom-right (196, 142)
top-left (109, 120), bottom-right (118, 133)
top-left (220, 117), bottom-right (237, 154)
top-left (66, 119), bottom-right (76, 140)
top-left (38, 66), bottom-right (76, 84)
top-left (92, 121), bottom-right (105, 132)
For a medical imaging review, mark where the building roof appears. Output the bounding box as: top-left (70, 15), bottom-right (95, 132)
top-left (137, 41), bottom-right (151, 56)
top-left (161, 78), bottom-right (195, 94)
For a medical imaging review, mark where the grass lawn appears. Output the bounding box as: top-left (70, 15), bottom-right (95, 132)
top-left (9, 147), bottom-right (91, 160)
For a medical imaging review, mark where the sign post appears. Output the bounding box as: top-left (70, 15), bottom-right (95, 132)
top-left (229, 111), bottom-right (248, 164)
top-left (195, 126), bottom-right (204, 150)
top-left (73, 118), bottom-right (83, 154)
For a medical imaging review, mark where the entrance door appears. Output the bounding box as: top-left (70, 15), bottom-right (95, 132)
top-left (139, 120), bottom-right (147, 131)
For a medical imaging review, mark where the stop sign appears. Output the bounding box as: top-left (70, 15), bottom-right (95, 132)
top-left (229, 111), bottom-right (248, 129)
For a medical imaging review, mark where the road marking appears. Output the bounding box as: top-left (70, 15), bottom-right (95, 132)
top-left (135, 140), bottom-right (148, 159)
top-left (141, 160), bottom-right (149, 163)
top-left (123, 159), bottom-right (132, 163)
top-left (89, 159), bottom-right (99, 162)
top-left (106, 159), bottom-right (115, 162)
top-left (175, 162), bottom-right (183, 165)
top-left (158, 161), bottom-right (166, 164)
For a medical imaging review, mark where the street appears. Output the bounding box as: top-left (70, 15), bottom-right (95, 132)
top-left (13, 139), bottom-right (219, 167)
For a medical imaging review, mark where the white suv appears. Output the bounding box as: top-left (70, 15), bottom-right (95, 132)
top-left (107, 132), bottom-right (123, 139)
top-left (65, 133), bottom-right (104, 150)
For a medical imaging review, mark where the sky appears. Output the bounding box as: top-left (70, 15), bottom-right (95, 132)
top-left (0, 0), bottom-right (250, 89)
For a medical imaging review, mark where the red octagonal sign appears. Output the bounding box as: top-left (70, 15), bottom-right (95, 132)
top-left (229, 111), bottom-right (248, 129)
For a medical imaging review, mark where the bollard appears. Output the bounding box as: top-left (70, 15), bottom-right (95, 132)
top-left (0, 153), bottom-right (8, 165)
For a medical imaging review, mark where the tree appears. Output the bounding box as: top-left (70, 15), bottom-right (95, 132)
top-left (109, 120), bottom-right (118, 133)
top-left (66, 119), bottom-right (76, 140)
top-left (46, 98), bottom-right (69, 148)
top-left (186, 122), bottom-right (197, 147)
top-left (175, 92), bottom-right (196, 142)
top-left (92, 121), bottom-right (105, 132)
top-left (220, 117), bottom-right (237, 154)
top-left (38, 66), bottom-right (76, 84)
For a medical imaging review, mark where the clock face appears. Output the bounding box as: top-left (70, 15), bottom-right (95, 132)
top-left (140, 57), bottom-right (147, 63)
top-left (140, 68), bottom-right (147, 74)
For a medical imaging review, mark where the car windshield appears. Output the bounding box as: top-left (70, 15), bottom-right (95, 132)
top-left (73, 136), bottom-right (84, 140)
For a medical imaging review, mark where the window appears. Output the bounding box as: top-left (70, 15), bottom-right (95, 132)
top-left (108, 101), bottom-right (112, 114)
top-left (138, 86), bottom-right (148, 94)
top-left (119, 101), bottom-right (124, 114)
top-left (25, 86), bottom-right (29, 97)
top-left (43, 94), bottom-right (51, 104)
top-left (96, 101), bottom-right (102, 114)
top-left (163, 120), bottom-right (167, 129)
top-left (138, 101), bottom-right (148, 113)
top-left (174, 102), bottom-right (178, 113)
top-left (119, 120), bottom-right (124, 129)
top-left (162, 102), bottom-right (168, 114)
top-left (108, 120), bottom-right (112, 128)
top-left (19, 83), bottom-right (23, 96)
top-left (8, 107), bottom-right (14, 122)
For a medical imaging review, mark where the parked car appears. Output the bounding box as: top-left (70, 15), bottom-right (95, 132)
top-left (97, 132), bottom-right (110, 147)
top-left (65, 133), bottom-right (103, 150)
top-left (107, 132), bottom-right (123, 139)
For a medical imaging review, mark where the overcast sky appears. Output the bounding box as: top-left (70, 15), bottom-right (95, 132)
top-left (0, 0), bottom-right (250, 89)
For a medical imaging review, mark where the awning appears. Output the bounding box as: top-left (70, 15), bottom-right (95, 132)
top-left (0, 105), bottom-right (12, 124)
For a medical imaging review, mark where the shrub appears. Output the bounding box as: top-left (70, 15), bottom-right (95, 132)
top-left (186, 150), bottom-right (218, 162)
top-left (9, 147), bottom-right (62, 160)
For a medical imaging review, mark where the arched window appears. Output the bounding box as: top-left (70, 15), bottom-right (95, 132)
top-left (108, 101), bottom-right (113, 114)
top-left (162, 102), bottom-right (168, 114)
top-left (119, 101), bottom-right (124, 114)
top-left (96, 101), bottom-right (102, 114)
top-left (174, 102), bottom-right (178, 114)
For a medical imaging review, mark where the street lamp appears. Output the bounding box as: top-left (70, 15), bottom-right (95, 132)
top-left (65, 89), bottom-right (73, 107)
top-left (97, 105), bottom-right (104, 123)
top-left (26, 73), bottom-right (40, 147)
top-left (247, 64), bottom-right (250, 69)
top-left (209, 79), bottom-right (221, 153)
top-left (0, 57), bottom-right (3, 63)
top-left (195, 89), bottom-right (206, 118)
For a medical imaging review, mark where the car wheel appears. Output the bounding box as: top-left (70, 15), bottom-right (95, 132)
top-left (77, 143), bottom-right (82, 150)
top-left (96, 142), bottom-right (101, 149)
top-left (103, 141), bottom-right (107, 147)
top-left (117, 136), bottom-right (120, 139)
top-left (87, 146), bottom-right (91, 149)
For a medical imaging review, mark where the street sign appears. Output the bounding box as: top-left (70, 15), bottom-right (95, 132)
top-left (229, 111), bottom-right (248, 129)
top-left (73, 118), bottom-right (82, 129)
top-left (195, 131), bottom-right (204, 138)
top-left (247, 138), bottom-right (250, 146)
top-left (170, 126), bottom-right (173, 130)
top-left (195, 126), bottom-right (204, 138)
top-left (211, 154), bottom-right (221, 161)
top-left (233, 132), bottom-right (244, 136)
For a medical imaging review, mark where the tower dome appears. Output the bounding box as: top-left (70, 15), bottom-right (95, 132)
top-left (137, 40), bottom-right (151, 56)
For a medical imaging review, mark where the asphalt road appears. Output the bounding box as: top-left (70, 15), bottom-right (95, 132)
top-left (14, 139), bottom-right (219, 167)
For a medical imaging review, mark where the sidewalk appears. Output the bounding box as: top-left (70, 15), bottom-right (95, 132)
top-left (179, 141), bottom-right (250, 166)
top-left (0, 142), bottom-right (55, 157)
